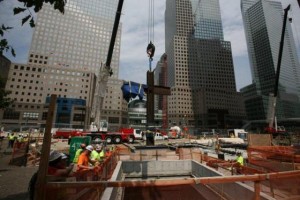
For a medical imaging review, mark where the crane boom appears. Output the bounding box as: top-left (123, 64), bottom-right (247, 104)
top-left (91, 0), bottom-right (124, 130)
top-left (267, 5), bottom-right (290, 133)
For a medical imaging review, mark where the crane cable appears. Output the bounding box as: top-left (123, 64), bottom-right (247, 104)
top-left (147, 0), bottom-right (155, 69)
top-left (148, 0), bottom-right (155, 43)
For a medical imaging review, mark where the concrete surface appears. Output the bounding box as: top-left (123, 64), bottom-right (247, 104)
top-left (0, 139), bottom-right (38, 200)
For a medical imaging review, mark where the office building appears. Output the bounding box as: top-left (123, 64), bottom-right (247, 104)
top-left (0, 54), bottom-right (11, 83)
top-left (154, 54), bottom-right (168, 129)
top-left (165, 0), bottom-right (246, 129)
top-left (241, 0), bottom-right (300, 121)
top-left (1, 0), bottom-right (128, 130)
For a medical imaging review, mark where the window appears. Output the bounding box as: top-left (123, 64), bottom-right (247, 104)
top-left (3, 110), bottom-right (20, 120)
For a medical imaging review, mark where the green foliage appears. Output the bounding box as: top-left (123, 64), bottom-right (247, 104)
top-left (0, 76), bottom-right (14, 110)
top-left (0, 25), bottom-right (16, 57)
top-left (0, 0), bottom-right (66, 56)
top-left (16, 0), bottom-right (67, 14)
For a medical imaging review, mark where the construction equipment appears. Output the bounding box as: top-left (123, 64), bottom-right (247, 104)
top-left (266, 5), bottom-right (290, 135)
top-left (90, 0), bottom-right (124, 131)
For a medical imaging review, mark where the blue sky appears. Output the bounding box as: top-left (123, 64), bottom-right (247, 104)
top-left (1, 0), bottom-right (300, 91)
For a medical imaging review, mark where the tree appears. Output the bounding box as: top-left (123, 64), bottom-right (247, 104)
top-left (0, 76), bottom-right (13, 110)
top-left (0, 0), bottom-right (66, 56)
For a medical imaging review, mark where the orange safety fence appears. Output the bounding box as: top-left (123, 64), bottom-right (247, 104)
top-left (45, 169), bottom-right (300, 200)
top-left (9, 141), bottom-right (29, 166)
top-left (40, 147), bottom-right (300, 200)
top-left (177, 148), bottom-right (268, 176)
top-left (247, 146), bottom-right (300, 172)
top-left (43, 149), bottom-right (119, 200)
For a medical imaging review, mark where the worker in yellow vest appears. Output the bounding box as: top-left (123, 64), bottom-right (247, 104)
top-left (8, 133), bottom-right (16, 148)
top-left (236, 152), bottom-right (244, 166)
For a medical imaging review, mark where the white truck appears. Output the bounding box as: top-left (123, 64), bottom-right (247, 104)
top-left (154, 132), bottom-right (168, 140)
top-left (227, 129), bottom-right (248, 141)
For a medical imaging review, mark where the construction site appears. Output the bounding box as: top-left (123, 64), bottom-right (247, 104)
top-left (4, 125), bottom-right (299, 200)
top-left (1, 0), bottom-right (300, 199)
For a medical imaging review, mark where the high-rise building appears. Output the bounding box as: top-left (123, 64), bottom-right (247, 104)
top-left (0, 54), bottom-right (11, 84)
top-left (241, 0), bottom-right (300, 121)
top-left (154, 54), bottom-right (168, 129)
top-left (165, 0), bottom-right (246, 129)
top-left (1, 0), bottom-right (128, 130)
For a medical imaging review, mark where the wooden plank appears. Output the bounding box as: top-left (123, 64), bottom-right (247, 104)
top-left (153, 86), bottom-right (171, 95)
top-left (34, 94), bottom-right (57, 200)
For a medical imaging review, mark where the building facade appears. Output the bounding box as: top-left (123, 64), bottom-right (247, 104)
top-left (0, 0), bottom-right (128, 130)
top-left (165, 0), bottom-right (246, 129)
top-left (154, 54), bottom-right (168, 129)
top-left (127, 99), bottom-right (163, 131)
top-left (0, 54), bottom-right (11, 83)
top-left (241, 0), bottom-right (300, 121)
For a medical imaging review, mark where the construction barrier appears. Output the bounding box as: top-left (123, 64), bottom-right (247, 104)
top-left (42, 149), bottom-right (119, 200)
top-left (36, 146), bottom-right (300, 200)
top-left (9, 141), bottom-right (29, 166)
top-left (247, 146), bottom-right (300, 172)
top-left (45, 170), bottom-right (300, 200)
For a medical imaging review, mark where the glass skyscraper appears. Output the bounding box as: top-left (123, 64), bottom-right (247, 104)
top-left (241, 0), bottom-right (300, 120)
top-left (2, 0), bottom-right (127, 130)
top-left (165, 0), bottom-right (246, 129)
top-left (28, 0), bottom-right (120, 78)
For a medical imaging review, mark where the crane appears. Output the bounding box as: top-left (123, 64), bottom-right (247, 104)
top-left (266, 5), bottom-right (290, 135)
top-left (90, 0), bottom-right (124, 131)
top-left (91, 0), bottom-right (158, 132)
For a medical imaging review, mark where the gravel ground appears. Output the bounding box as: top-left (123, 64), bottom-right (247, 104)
top-left (0, 139), bottom-right (38, 200)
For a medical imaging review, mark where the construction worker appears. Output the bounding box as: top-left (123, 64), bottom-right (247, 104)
top-left (236, 152), bottom-right (244, 166)
top-left (23, 134), bottom-right (29, 143)
top-left (8, 133), bottom-right (16, 148)
top-left (73, 143), bottom-right (86, 163)
top-left (48, 151), bottom-right (74, 177)
top-left (77, 145), bottom-right (95, 171)
top-left (90, 144), bottom-right (104, 164)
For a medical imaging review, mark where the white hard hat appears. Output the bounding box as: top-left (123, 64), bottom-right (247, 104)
top-left (86, 145), bottom-right (94, 152)
top-left (49, 150), bottom-right (62, 162)
top-left (60, 153), bottom-right (68, 160)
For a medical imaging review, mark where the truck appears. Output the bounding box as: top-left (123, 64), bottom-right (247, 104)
top-left (53, 129), bottom-right (82, 139)
top-left (227, 129), bottom-right (248, 141)
top-left (53, 124), bottom-right (135, 144)
top-left (80, 130), bottom-right (134, 144)
top-left (119, 128), bottom-right (143, 140)
top-left (154, 132), bottom-right (168, 140)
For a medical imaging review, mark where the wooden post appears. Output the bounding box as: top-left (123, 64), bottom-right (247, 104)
top-left (146, 71), bottom-right (155, 127)
top-left (146, 71), bottom-right (170, 130)
top-left (34, 94), bottom-right (57, 200)
top-left (254, 181), bottom-right (261, 200)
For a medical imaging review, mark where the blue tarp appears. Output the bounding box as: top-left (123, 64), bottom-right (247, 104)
top-left (121, 81), bottom-right (147, 102)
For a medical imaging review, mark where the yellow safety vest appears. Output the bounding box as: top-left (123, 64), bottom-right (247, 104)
top-left (236, 156), bottom-right (244, 166)
top-left (9, 135), bottom-right (15, 140)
